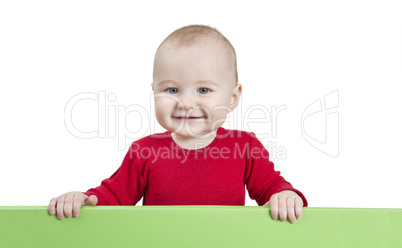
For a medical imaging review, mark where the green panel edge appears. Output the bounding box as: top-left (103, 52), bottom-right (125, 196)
top-left (1, 206), bottom-right (401, 248)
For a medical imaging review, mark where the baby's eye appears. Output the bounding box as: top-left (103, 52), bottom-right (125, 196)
top-left (198, 88), bottom-right (210, 94)
top-left (167, 88), bottom-right (179, 94)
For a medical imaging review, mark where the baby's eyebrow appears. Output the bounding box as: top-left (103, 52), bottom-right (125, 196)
top-left (195, 80), bottom-right (220, 87)
top-left (157, 80), bottom-right (220, 87)
top-left (157, 80), bottom-right (177, 88)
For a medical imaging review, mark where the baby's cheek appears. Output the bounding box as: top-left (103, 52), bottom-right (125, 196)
top-left (211, 105), bottom-right (232, 117)
top-left (155, 95), bottom-right (177, 106)
top-left (154, 102), bottom-right (170, 119)
top-left (209, 108), bottom-right (230, 127)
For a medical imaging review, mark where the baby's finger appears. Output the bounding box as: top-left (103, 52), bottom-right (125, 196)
top-left (269, 195), bottom-right (279, 220)
top-left (278, 196), bottom-right (287, 222)
top-left (56, 195), bottom-right (66, 220)
top-left (72, 193), bottom-right (86, 217)
top-left (63, 194), bottom-right (74, 218)
top-left (295, 197), bottom-right (303, 219)
top-left (48, 198), bottom-right (57, 215)
top-left (85, 195), bottom-right (98, 206)
top-left (287, 197), bottom-right (297, 224)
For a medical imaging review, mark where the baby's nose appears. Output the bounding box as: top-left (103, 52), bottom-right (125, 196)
top-left (178, 94), bottom-right (196, 110)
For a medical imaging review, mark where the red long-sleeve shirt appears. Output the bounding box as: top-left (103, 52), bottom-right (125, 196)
top-left (84, 127), bottom-right (308, 206)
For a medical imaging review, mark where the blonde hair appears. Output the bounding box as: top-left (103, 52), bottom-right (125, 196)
top-left (154, 24), bottom-right (238, 84)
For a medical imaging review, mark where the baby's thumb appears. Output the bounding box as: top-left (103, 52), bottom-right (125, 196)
top-left (84, 195), bottom-right (98, 206)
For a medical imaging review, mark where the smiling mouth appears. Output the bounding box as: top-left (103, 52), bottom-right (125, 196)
top-left (174, 116), bottom-right (204, 119)
top-left (173, 116), bottom-right (205, 120)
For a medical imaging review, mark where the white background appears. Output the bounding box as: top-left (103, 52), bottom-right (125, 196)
top-left (0, 0), bottom-right (401, 208)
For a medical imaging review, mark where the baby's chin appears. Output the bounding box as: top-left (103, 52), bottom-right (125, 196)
top-left (169, 127), bottom-right (217, 139)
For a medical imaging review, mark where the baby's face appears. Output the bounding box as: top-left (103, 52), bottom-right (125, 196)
top-left (152, 40), bottom-right (241, 139)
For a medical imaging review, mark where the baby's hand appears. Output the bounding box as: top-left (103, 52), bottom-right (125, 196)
top-left (263, 190), bottom-right (303, 224)
top-left (48, 191), bottom-right (98, 220)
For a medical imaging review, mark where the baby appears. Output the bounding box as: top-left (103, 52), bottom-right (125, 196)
top-left (49, 24), bottom-right (308, 223)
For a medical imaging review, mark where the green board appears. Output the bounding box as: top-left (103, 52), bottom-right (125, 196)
top-left (0, 206), bottom-right (401, 247)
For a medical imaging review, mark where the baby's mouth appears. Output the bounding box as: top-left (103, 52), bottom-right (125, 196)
top-left (173, 116), bottom-right (205, 120)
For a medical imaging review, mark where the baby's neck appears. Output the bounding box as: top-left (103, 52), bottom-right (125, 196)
top-left (171, 131), bottom-right (217, 150)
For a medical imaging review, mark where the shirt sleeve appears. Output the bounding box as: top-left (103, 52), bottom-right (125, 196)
top-left (83, 142), bottom-right (147, 206)
top-left (244, 133), bottom-right (308, 207)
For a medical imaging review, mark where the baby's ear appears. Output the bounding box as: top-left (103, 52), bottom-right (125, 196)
top-left (229, 83), bottom-right (242, 112)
